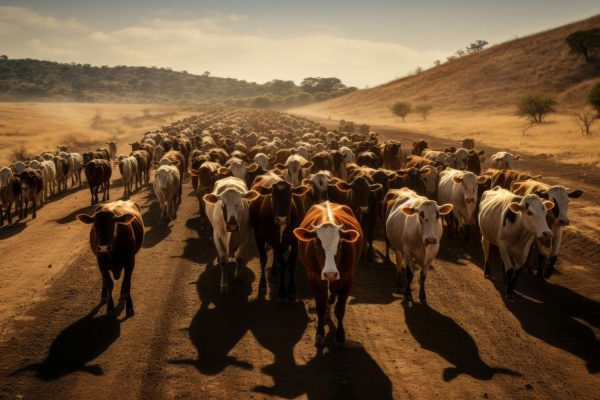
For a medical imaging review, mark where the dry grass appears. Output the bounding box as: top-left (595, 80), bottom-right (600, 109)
top-left (0, 102), bottom-right (197, 165)
top-left (293, 107), bottom-right (600, 167)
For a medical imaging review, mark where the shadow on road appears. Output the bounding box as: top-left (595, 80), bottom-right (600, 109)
top-left (141, 198), bottom-right (172, 248)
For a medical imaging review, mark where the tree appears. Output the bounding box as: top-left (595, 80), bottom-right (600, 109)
top-left (300, 77), bottom-right (342, 94)
top-left (391, 102), bottom-right (412, 121)
top-left (295, 92), bottom-right (314, 106)
top-left (433, 60), bottom-right (441, 67)
top-left (414, 66), bottom-right (423, 74)
top-left (455, 49), bottom-right (466, 57)
top-left (588, 82), bottom-right (600, 115)
top-left (565, 29), bottom-right (600, 62)
top-left (251, 95), bottom-right (271, 108)
top-left (415, 104), bottom-right (433, 120)
top-left (574, 107), bottom-right (596, 135)
top-left (466, 40), bottom-right (489, 53)
top-left (0, 55), bottom-right (7, 60)
top-left (516, 93), bottom-right (557, 123)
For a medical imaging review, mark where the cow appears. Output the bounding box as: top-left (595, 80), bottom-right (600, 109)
top-left (511, 180), bottom-right (584, 278)
top-left (422, 149), bottom-right (454, 168)
top-left (302, 171), bottom-right (333, 206)
top-left (385, 188), bottom-right (453, 304)
top-left (491, 152), bottom-right (520, 169)
top-left (488, 168), bottom-right (541, 190)
top-left (437, 168), bottom-right (487, 242)
top-left (412, 139), bottom-right (428, 156)
top-left (19, 168), bottom-right (43, 219)
top-left (106, 141), bottom-right (118, 163)
top-left (253, 152), bottom-right (272, 170)
top-left (85, 159), bottom-right (112, 206)
top-left (0, 167), bottom-right (21, 226)
top-left (311, 151), bottom-right (334, 173)
top-left (382, 141), bottom-right (403, 170)
top-left (203, 177), bottom-right (260, 293)
top-left (30, 159), bottom-right (56, 204)
top-left (52, 155), bottom-right (69, 193)
top-left (118, 156), bottom-right (138, 197)
top-left (153, 163), bottom-right (181, 225)
top-left (294, 201), bottom-right (362, 347)
top-left (76, 200), bottom-right (144, 318)
top-left (465, 149), bottom-right (485, 175)
top-left (275, 154), bottom-right (314, 186)
top-left (250, 172), bottom-right (310, 300)
top-left (131, 150), bottom-right (150, 186)
top-left (159, 151), bottom-right (185, 203)
top-left (191, 161), bottom-right (230, 229)
top-left (11, 161), bottom-right (27, 175)
top-left (462, 138), bottom-right (475, 150)
top-left (60, 152), bottom-right (83, 187)
top-left (339, 146), bottom-right (355, 164)
top-left (478, 187), bottom-right (554, 298)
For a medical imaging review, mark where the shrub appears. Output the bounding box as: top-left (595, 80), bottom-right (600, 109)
top-left (295, 92), bottom-right (314, 106)
top-left (575, 107), bottom-right (596, 135)
top-left (516, 93), bottom-right (557, 123)
top-left (565, 29), bottom-right (600, 62)
top-left (589, 82), bottom-right (600, 115)
top-left (415, 104), bottom-right (433, 120)
top-left (251, 95), bottom-right (271, 108)
top-left (391, 102), bottom-right (412, 121)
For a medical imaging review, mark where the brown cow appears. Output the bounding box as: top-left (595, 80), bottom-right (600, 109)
top-left (77, 200), bottom-right (144, 317)
top-left (294, 202), bottom-right (362, 347)
top-left (85, 159), bottom-right (112, 206)
top-left (357, 151), bottom-right (381, 169)
top-left (487, 168), bottom-right (541, 190)
top-left (131, 150), bottom-right (150, 185)
top-left (251, 172), bottom-right (310, 300)
top-left (0, 167), bottom-right (21, 225)
top-left (311, 151), bottom-right (333, 173)
top-left (412, 139), bottom-right (428, 156)
top-left (19, 168), bottom-right (44, 219)
top-left (190, 161), bottom-right (229, 230)
top-left (381, 141), bottom-right (403, 170)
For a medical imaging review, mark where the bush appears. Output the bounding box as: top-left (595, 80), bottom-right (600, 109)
top-left (565, 29), bottom-right (600, 62)
top-left (313, 91), bottom-right (330, 102)
top-left (250, 95), bottom-right (271, 108)
top-left (589, 82), bottom-right (600, 115)
top-left (415, 104), bottom-right (433, 120)
top-left (391, 102), bottom-right (412, 121)
top-left (295, 92), bottom-right (314, 106)
top-left (516, 93), bottom-right (557, 123)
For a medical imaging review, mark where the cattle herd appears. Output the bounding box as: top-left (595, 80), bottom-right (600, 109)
top-left (0, 108), bottom-right (584, 347)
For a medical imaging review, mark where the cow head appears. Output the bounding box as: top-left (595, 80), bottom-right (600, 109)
top-left (333, 176), bottom-right (382, 215)
top-left (254, 180), bottom-right (309, 225)
top-left (294, 221), bottom-right (360, 281)
top-left (452, 171), bottom-right (487, 223)
top-left (203, 188), bottom-right (259, 232)
top-left (401, 200), bottom-right (453, 246)
top-left (508, 194), bottom-right (554, 252)
top-left (535, 186), bottom-right (583, 227)
top-left (418, 166), bottom-right (437, 197)
top-left (77, 210), bottom-right (135, 254)
top-left (275, 156), bottom-right (313, 186)
top-left (453, 148), bottom-right (469, 170)
top-left (303, 171), bottom-right (331, 204)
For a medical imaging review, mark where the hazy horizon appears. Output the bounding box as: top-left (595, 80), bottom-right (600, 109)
top-left (0, 0), bottom-right (598, 87)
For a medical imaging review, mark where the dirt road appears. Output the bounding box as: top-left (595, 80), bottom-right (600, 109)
top-left (0, 124), bottom-right (598, 400)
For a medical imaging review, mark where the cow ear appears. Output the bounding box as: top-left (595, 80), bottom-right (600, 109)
top-left (369, 183), bottom-right (383, 192)
top-left (567, 189), bottom-right (584, 198)
top-left (334, 181), bottom-right (351, 192)
top-left (218, 167), bottom-right (230, 175)
top-left (452, 175), bottom-right (463, 183)
top-left (438, 204), bottom-right (453, 215)
top-left (543, 200), bottom-right (555, 211)
top-left (253, 185), bottom-right (271, 195)
top-left (203, 193), bottom-right (219, 204)
top-left (189, 169), bottom-right (199, 176)
top-left (301, 178), bottom-right (311, 186)
top-left (302, 161), bottom-right (314, 169)
top-left (419, 166), bottom-right (432, 175)
top-left (116, 214), bottom-right (135, 224)
top-left (293, 185), bottom-right (311, 196)
top-left (476, 175), bottom-right (488, 184)
top-left (76, 214), bottom-right (95, 224)
top-left (508, 202), bottom-right (522, 213)
top-left (246, 163), bottom-right (259, 172)
top-left (340, 229), bottom-right (360, 244)
top-left (274, 163), bottom-right (286, 170)
top-left (293, 227), bottom-right (317, 242)
top-left (401, 207), bottom-right (416, 216)
top-left (242, 190), bottom-right (260, 202)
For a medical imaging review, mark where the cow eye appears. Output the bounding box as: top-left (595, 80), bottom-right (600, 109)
top-left (527, 211), bottom-right (533, 216)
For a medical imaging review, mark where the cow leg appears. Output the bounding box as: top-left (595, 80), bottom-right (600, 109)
top-left (394, 249), bottom-right (405, 289)
top-left (6, 201), bottom-right (13, 224)
top-left (482, 237), bottom-right (491, 278)
top-left (334, 289), bottom-right (349, 345)
top-left (404, 258), bottom-right (415, 305)
top-left (384, 235), bottom-right (391, 265)
top-left (311, 281), bottom-right (327, 347)
top-left (256, 235), bottom-right (268, 291)
top-left (31, 196), bottom-right (37, 219)
top-left (287, 242), bottom-right (299, 301)
top-left (419, 264), bottom-right (430, 305)
top-left (220, 259), bottom-right (229, 294)
top-left (121, 261), bottom-right (135, 318)
top-left (105, 181), bottom-right (110, 201)
top-left (499, 247), bottom-right (515, 299)
top-left (0, 205), bottom-right (3, 226)
top-left (99, 267), bottom-right (115, 315)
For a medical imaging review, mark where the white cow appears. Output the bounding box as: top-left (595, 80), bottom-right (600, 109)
top-left (275, 154), bottom-right (313, 186)
top-left (303, 170), bottom-right (333, 205)
top-left (339, 146), bottom-right (355, 163)
top-left (68, 152), bottom-right (84, 187)
top-left (153, 163), bottom-right (180, 225)
top-left (118, 155), bottom-right (139, 197)
top-left (106, 141), bottom-right (118, 162)
top-left (386, 188), bottom-right (453, 305)
top-left (438, 168), bottom-right (487, 241)
top-left (30, 159), bottom-right (56, 204)
top-left (491, 152), bottom-right (520, 169)
top-left (225, 157), bottom-right (258, 185)
top-left (453, 148), bottom-right (470, 170)
top-left (203, 177), bottom-right (260, 293)
top-left (511, 179), bottom-right (583, 278)
top-left (253, 153), bottom-right (271, 170)
top-left (478, 187), bottom-right (554, 298)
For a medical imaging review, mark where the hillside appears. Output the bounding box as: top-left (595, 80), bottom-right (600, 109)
top-left (297, 14), bottom-right (600, 116)
top-left (0, 59), bottom-right (356, 105)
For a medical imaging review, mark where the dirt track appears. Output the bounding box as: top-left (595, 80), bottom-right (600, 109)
top-left (0, 123), bottom-right (599, 400)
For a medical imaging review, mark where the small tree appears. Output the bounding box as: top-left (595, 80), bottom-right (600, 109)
top-left (516, 93), bottom-right (557, 123)
top-left (295, 91), bottom-right (314, 106)
top-left (455, 49), bottom-right (466, 57)
top-left (415, 104), bottom-right (433, 120)
top-left (433, 60), bottom-right (441, 67)
top-left (575, 107), bottom-right (597, 135)
top-left (466, 40), bottom-right (489, 53)
top-left (251, 95), bottom-right (271, 108)
top-left (391, 102), bottom-right (412, 121)
top-left (565, 29), bottom-right (600, 62)
top-left (588, 82), bottom-right (600, 115)
top-left (414, 66), bottom-right (423, 74)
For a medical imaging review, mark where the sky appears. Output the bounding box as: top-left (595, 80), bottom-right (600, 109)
top-left (0, 0), bottom-right (598, 87)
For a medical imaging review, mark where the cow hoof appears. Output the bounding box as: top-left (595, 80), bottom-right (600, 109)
top-left (419, 297), bottom-right (427, 305)
top-left (315, 335), bottom-right (326, 348)
top-left (126, 309), bottom-right (135, 319)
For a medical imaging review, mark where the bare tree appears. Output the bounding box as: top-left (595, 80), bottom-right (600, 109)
top-left (575, 107), bottom-right (597, 135)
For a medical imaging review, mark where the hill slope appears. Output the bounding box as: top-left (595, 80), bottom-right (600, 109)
top-left (297, 14), bottom-right (600, 116)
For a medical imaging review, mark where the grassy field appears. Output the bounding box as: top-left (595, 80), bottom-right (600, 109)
top-left (0, 102), bottom-right (197, 165)
top-left (293, 107), bottom-right (600, 167)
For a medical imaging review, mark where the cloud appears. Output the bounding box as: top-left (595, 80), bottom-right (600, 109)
top-left (1, 8), bottom-right (447, 87)
top-left (0, 6), bottom-right (86, 31)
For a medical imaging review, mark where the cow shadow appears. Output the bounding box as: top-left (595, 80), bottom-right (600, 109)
top-left (52, 204), bottom-right (95, 224)
top-left (403, 302), bottom-right (519, 381)
top-left (485, 252), bottom-right (600, 374)
top-left (14, 306), bottom-right (120, 380)
top-left (178, 215), bottom-right (210, 264)
top-left (0, 220), bottom-right (27, 238)
top-left (349, 260), bottom-right (402, 305)
top-left (141, 199), bottom-right (172, 248)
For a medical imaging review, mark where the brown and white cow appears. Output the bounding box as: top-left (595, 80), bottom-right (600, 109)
top-left (294, 202), bottom-right (362, 347)
top-left (77, 200), bottom-right (144, 317)
top-left (275, 154), bottom-right (314, 186)
top-left (0, 167), bottom-right (21, 225)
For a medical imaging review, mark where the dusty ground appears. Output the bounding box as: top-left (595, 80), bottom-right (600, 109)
top-left (0, 102), bottom-right (198, 166)
top-left (0, 120), bottom-right (599, 400)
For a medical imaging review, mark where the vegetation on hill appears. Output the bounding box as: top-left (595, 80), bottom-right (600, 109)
top-left (0, 58), bottom-right (357, 106)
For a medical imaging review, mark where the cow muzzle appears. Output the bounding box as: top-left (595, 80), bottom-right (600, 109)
top-left (226, 222), bottom-right (239, 232)
top-left (359, 206), bottom-right (369, 215)
top-left (322, 271), bottom-right (339, 281)
top-left (423, 237), bottom-right (437, 246)
top-left (538, 231), bottom-right (553, 248)
top-left (465, 197), bottom-right (475, 204)
top-left (97, 244), bottom-right (112, 253)
top-left (275, 216), bottom-right (288, 225)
